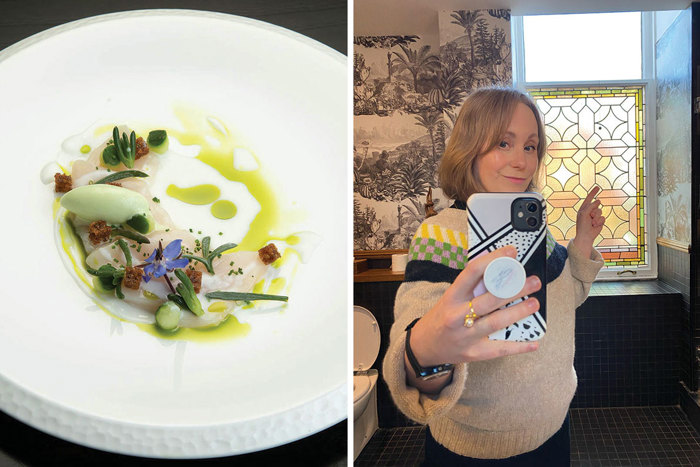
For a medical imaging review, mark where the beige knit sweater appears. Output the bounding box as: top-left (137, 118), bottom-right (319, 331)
top-left (382, 207), bottom-right (604, 459)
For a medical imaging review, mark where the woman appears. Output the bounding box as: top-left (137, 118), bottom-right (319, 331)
top-left (382, 87), bottom-right (606, 466)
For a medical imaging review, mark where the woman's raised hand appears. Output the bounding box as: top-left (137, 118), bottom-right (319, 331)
top-left (571, 186), bottom-right (606, 257)
top-left (407, 245), bottom-right (541, 376)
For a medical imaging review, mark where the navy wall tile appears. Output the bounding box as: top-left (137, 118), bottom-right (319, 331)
top-left (658, 245), bottom-right (693, 389)
top-left (572, 289), bottom-right (682, 408)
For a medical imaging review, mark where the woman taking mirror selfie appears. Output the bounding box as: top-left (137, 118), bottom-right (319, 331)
top-left (382, 87), bottom-right (606, 466)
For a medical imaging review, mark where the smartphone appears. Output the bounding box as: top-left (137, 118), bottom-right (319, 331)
top-left (466, 192), bottom-right (547, 342)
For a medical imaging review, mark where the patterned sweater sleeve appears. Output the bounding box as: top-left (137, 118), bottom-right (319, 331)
top-left (382, 215), bottom-right (470, 424)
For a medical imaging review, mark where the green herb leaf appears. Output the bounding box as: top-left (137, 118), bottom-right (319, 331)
top-left (126, 214), bottom-right (151, 234)
top-left (115, 283), bottom-right (125, 299)
top-left (210, 242), bottom-right (237, 258)
top-left (205, 291), bottom-right (288, 302)
top-left (95, 170), bottom-right (148, 184)
top-left (101, 145), bottom-right (120, 166)
top-left (147, 129), bottom-right (167, 147)
top-left (202, 236), bottom-right (211, 257)
top-left (167, 293), bottom-right (188, 310)
top-left (116, 239), bottom-right (132, 267)
top-left (89, 264), bottom-right (128, 298)
top-left (182, 254), bottom-right (211, 273)
top-left (112, 126), bottom-right (137, 168)
top-left (174, 269), bottom-right (203, 316)
top-left (111, 228), bottom-right (150, 244)
top-left (183, 239), bottom-right (238, 274)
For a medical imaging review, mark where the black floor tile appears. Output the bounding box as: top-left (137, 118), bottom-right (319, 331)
top-left (356, 407), bottom-right (700, 466)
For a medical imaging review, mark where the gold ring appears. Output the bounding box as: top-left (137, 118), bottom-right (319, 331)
top-left (464, 301), bottom-right (478, 328)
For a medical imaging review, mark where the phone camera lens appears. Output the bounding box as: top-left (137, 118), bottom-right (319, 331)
top-left (527, 202), bottom-right (538, 212)
top-left (526, 216), bottom-right (538, 227)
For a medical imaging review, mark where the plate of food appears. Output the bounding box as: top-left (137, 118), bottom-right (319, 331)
top-left (0, 9), bottom-right (347, 458)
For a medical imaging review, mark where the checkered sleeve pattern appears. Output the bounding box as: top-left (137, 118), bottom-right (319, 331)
top-left (408, 223), bottom-right (469, 270)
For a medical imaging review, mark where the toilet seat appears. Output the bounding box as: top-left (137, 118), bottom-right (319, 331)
top-left (354, 306), bottom-right (380, 372)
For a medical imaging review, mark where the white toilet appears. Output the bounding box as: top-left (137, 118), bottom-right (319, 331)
top-left (354, 305), bottom-right (380, 460)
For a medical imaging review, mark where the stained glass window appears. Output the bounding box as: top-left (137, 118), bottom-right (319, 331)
top-left (527, 86), bottom-right (647, 268)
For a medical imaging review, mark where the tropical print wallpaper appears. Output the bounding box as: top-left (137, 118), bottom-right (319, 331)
top-left (353, 9), bottom-right (512, 250)
top-left (656, 9), bottom-right (691, 245)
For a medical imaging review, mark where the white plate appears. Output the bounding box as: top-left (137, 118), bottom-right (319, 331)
top-left (0, 10), bottom-right (347, 458)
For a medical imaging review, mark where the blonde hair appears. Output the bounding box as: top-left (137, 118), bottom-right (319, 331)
top-left (439, 87), bottom-right (546, 202)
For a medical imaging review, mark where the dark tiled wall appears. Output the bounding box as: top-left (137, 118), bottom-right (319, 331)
top-left (572, 289), bottom-right (681, 407)
top-left (657, 245), bottom-right (692, 389)
top-left (356, 280), bottom-right (683, 427)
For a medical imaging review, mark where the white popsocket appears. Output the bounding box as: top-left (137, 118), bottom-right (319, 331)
top-left (483, 256), bottom-right (526, 299)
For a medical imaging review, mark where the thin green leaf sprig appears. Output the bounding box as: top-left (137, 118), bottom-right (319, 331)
top-left (183, 236), bottom-right (237, 274)
top-left (205, 291), bottom-right (288, 302)
top-left (102, 126), bottom-right (137, 168)
top-left (94, 170), bottom-right (149, 184)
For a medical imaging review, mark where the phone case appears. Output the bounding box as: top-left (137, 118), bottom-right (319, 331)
top-left (467, 192), bottom-right (547, 342)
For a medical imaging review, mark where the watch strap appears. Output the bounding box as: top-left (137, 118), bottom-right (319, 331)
top-left (405, 318), bottom-right (454, 380)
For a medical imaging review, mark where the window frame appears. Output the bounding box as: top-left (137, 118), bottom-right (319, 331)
top-left (511, 12), bottom-right (658, 281)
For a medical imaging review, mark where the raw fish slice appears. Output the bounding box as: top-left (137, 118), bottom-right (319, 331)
top-left (70, 160), bottom-right (101, 182)
top-left (72, 169), bottom-right (112, 187)
top-left (201, 251), bottom-right (269, 294)
top-left (118, 179), bottom-right (174, 228)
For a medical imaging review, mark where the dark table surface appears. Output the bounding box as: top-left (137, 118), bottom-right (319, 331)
top-left (0, 1), bottom-right (347, 465)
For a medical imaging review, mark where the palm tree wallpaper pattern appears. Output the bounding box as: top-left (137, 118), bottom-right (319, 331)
top-left (353, 9), bottom-right (511, 250)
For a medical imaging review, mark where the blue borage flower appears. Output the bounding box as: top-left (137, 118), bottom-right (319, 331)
top-left (142, 239), bottom-right (189, 283)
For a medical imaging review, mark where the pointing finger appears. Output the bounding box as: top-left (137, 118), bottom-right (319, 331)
top-left (581, 186), bottom-right (601, 210)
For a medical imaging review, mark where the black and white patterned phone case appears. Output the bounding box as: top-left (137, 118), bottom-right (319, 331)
top-left (467, 192), bottom-right (547, 342)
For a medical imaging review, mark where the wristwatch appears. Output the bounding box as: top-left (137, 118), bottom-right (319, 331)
top-left (405, 318), bottom-right (454, 380)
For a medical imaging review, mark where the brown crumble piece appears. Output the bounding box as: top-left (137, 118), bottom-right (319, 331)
top-left (88, 220), bottom-right (112, 245)
top-left (258, 243), bottom-right (281, 265)
top-left (135, 137), bottom-right (149, 159)
top-left (122, 267), bottom-right (143, 290)
top-left (54, 173), bottom-right (72, 193)
top-left (106, 182), bottom-right (122, 187)
top-left (185, 269), bottom-right (202, 294)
